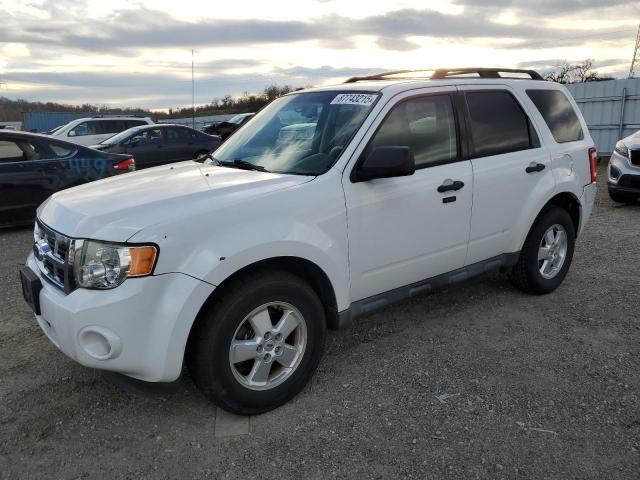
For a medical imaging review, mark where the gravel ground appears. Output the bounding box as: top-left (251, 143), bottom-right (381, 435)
top-left (1, 167), bottom-right (639, 479)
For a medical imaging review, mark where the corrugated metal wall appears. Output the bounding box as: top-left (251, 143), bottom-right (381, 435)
top-left (22, 111), bottom-right (94, 133)
top-left (566, 78), bottom-right (640, 156)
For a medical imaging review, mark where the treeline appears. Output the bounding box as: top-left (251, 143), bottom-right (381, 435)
top-left (165, 85), bottom-right (304, 118)
top-left (0, 84), bottom-right (303, 122)
top-left (0, 97), bottom-right (152, 122)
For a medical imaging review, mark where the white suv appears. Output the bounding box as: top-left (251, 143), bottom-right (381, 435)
top-left (21, 68), bottom-right (598, 414)
top-left (49, 115), bottom-right (154, 146)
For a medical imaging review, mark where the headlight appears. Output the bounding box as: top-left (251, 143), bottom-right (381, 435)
top-left (74, 240), bottom-right (157, 289)
top-left (614, 141), bottom-right (629, 158)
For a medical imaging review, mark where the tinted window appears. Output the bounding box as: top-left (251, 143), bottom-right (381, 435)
top-left (369, 95), bottom-right (457, 168)
top-left (526, 89), bottom-right (584, 143)
top-left (97, 120), bottom-right (126, 134)
top-left (465, 91), bottom-right (532, 157)
top-left (166, 128), bottom-right (191, 142)
top-left (126, 120), bottom-right (147, 128)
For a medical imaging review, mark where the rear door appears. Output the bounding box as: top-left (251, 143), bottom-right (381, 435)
top-left (164, 127), bottom-right (194, 161)
top-left (456, 85), bottom-right (555, 264)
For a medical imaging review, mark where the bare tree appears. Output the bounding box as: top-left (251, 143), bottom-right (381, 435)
top-left (544, 59), bottom-right (612, 84)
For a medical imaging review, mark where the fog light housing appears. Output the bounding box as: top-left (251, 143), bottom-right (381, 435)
top-left (610, 164), bottom-right (621, 180)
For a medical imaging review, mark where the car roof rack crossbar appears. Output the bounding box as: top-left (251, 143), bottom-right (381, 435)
top-left (344, 68), bottom-right (544, 83)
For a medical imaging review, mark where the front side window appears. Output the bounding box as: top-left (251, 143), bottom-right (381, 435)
top-left (367, 95), bottom-right (458, 168)
top-left (213, 91), bottom-right (379, 175)
top-left (465, 91), bottom-right (533, 157)
top-left (69, 121), bottom-right (98, 137)
top-left (0, 139), bottom-right (73, 161)
top-left (130, 128), bottom-right (163, 145)
top-left (526, 89), bottom-right (584, 143)
top-left (0, 140), bottom-right (27, 161)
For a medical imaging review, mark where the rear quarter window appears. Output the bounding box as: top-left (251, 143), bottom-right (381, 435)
top-left (526, 89), bottom-right (584, 143)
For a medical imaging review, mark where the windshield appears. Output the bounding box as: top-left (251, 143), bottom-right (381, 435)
top-left (100, 128), bottom-right (138, 145)
top-left (228, 114), bottom-right (249, 124)
top-left (213, 91), bottom-right (379, 175)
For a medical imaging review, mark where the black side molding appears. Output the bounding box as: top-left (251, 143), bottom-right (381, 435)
top-left (334, 252), bottom-right (520, 330)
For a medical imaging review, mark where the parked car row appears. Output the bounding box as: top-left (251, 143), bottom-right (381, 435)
top-left (1, 121), bottom-right (221, 226)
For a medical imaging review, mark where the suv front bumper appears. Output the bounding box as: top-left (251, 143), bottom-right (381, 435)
top-left (608, 151), bottom-right (640, 194)
top-left (26, 252), bottom-right (215, 382)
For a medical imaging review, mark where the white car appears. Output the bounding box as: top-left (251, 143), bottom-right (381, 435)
top-left (49, 115), bottom-right (154, 146)
top-left (21, 68), bottom-right (597, 415)
top-left (608, 131), bottom-right (640, 203)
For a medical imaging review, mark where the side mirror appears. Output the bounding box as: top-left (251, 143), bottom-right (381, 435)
top-left (355, 146), bottom-right (415, 182)
top-left (128, 138), bottom-right (140, 147)
top-left (68, 130), bottom-right (76, 137)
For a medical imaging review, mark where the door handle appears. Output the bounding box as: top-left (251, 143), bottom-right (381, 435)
top-left (526, 162), bottom-right (546, 173)
top-left (437, 179), bottom-right (465, 193)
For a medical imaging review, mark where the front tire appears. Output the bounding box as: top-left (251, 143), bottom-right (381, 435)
top-left (187, 270), bottom-right (326, 415)
top-left (510, 207), bottom-right (576, 294)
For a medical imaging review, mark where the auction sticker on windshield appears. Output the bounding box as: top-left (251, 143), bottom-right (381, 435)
top-left (330, 93), bottom-right (377, 106)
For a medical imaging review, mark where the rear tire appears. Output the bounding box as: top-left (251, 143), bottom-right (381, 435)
top-left (608, 188), bottom-right (637, 204)
top-left (510, 207), bottom-right (576, 295)
top-left (187, 270), bottom-right (326, 415)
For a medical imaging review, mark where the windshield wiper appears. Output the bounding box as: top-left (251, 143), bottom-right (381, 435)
top-left (219, 159), bottom-right (269, 172)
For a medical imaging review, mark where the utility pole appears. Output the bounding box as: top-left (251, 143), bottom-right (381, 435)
top-left (630, 24), bottom-right (640, 78)
top-left (191, 49), bottom-right (195, 129)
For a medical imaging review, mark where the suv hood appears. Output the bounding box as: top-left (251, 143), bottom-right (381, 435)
top-left (623, 131), bottom-right (640, 149)
top-left (38, 161), bottom-right (313, 241)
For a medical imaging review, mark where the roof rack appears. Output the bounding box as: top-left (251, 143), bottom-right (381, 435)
top-left (344, 68), bottom-right (544, 83)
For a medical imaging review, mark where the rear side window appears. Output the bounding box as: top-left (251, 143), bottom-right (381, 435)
top-left (465, 91), bottom-right (532, 157)
top-left (526, 89), bottom-right (584, 143)
top-left (126, 120), bottom-right (147, 128)
top-left (99, 120), bottom-right (126, 134)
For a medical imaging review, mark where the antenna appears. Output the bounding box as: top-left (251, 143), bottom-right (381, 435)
top-left (630, 24), bottom-right (640, 78)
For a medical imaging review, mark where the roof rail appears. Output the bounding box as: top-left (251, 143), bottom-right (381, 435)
top-left (431, 68), bottom-right (544, 80)
top-left (90, 114), bottom-right (149, 118)
top-left (344, 68), bottom-right (544, 83)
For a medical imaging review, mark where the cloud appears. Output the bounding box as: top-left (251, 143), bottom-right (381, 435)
top-left (0, 5), bottom-right (627, 54)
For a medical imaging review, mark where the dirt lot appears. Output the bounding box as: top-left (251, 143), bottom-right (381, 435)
top-left (1, 168), bottom-right (639, 479)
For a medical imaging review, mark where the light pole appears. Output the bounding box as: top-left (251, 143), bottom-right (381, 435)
top-left (192, 49), bottom-right (195, 129)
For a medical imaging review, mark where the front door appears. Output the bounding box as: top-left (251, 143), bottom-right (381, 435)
top-left (343, 89), bottom-right (473, 302)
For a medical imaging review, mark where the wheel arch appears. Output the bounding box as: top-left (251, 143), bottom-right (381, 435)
top-left (514, 190), bottom-right (582, 252)
top-left (187, 256), bottom-right (341, 356)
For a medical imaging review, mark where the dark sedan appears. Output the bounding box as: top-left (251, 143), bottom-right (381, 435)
top-left (0, 131), bottom-right (133, 227)
top-left (92, 124), bottom-right (221, 169)
top-left (203, 113), bottom-right (254, 140)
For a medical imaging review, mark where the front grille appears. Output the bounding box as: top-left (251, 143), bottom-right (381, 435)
top-left (617, 174), bottom-right (640, 189)
top-left (34, 220), bottom-right (76, 294)
top-left (630, 149), bottom-right (640, 167)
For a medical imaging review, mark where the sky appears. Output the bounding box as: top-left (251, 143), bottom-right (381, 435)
top-left (0, 0), bottom-right (638, 111)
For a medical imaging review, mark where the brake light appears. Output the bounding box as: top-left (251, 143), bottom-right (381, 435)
top-left (588, 147), bottom-right (598, 183)
top-left (113, 157), bottom-right (135, 171)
